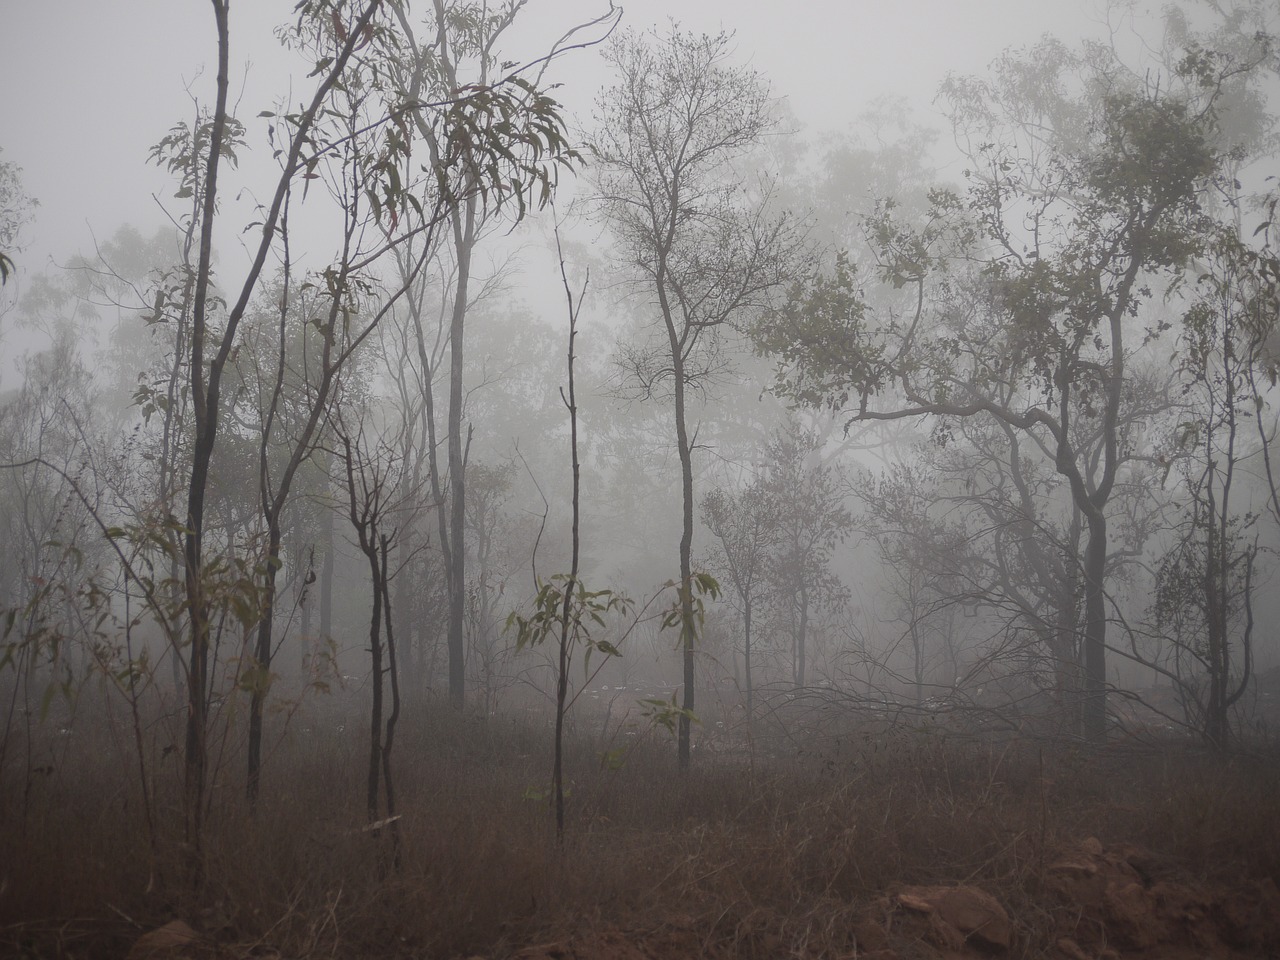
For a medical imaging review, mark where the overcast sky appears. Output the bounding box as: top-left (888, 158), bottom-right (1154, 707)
top-left (1, 0), bottom-right (1124, 279)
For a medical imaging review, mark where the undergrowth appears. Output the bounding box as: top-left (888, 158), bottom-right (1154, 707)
top-left (2, 694), bottom-right (1278, 959)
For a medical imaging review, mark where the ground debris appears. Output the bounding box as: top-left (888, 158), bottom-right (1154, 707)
top-left (126, 920), bottom-right (202, 960)
top-left (895, 884), bottom-right (1012, 952)
top-left (1039, 837), bottom-right (1280, 958)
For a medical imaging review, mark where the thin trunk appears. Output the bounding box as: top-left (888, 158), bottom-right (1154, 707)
top-left (169, 554), bottom-right (185, 696)
top-left (246, 525), bottom-right (282, 804)
top-left (796, 584), bottom-right (809, 689)
top-left (182, 0), bottom-right (231, 870)
top-left (1081, 511), bottom-right (1108, 741)
top-left (180, 0), bottom-right (385, 868)
top-left (320, 509), bottom-right (334, 648)
top-left (1055, 513), bottom-right (1083, 738)
top-left (445, 199), bottom-right (476, 707)
top-left (672, 355), bottom-right (695, 771)
top-left (911, 624), bottom-right (924, 704)
top-left (555, 305), bottom-right (582, 840)
top-left (393, 517), bottom-right (412, 694)
top-left (365, 540), bottom-right (384, 821)
top-left (743, 601), bottom-right (753, 722)
top-left (378, 533), bottom-right (403, 866)
top-left (299, 545), bottom-right (313, 674)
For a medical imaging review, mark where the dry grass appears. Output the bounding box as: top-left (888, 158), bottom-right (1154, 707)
top-left (2, 692), bottom-right (1279, 959)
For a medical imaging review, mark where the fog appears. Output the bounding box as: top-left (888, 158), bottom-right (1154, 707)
top-left (2, 2), bottom-right (1280, 958)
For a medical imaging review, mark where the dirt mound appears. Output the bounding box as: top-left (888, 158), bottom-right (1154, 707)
top-left (1040, 836), bottom-right (1280, 958)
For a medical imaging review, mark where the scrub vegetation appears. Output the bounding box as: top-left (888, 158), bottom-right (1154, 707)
top-left (2, 1), bottom-right (1280, 957)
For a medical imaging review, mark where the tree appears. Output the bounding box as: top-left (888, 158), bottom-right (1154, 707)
top-left (588, 24), bottom-right (802, 768)
top-left (389, 1), bottom-right (508, 709)
top-left (1151, 216), bottom-right (1280, 745)
top-left (701, 477), bottom-right (776, 719)
top-left (858, 459), bottom-right (974, 704)
top-left (387, 0), bottom-right (617, 709)
top-left (0, 326), bottom-right (99, 762)
top-left (333, 401), bottom-right (405, 850)
top-left (167, 0), bottom-right (581, 869)
top-left (756, 427), bottom-right (852, 689)
top-left (464, 460), bottom-right (515, 710)
top-left (507, 225), bottom-right (630, 841)
top-left (0, 149), bottom-right (36, 290)
top-left (758, 35), bottom-right (1258, 739)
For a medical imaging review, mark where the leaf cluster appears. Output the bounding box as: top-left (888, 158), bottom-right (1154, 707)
top-left (506, 573), bottom-right (632, 675)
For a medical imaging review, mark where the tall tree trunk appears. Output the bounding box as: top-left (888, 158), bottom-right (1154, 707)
top-left (445, 199), bottom-right (476, 709)
top-left (179, 0), bottom-right (384, 869)
top-left (410, 0), bottom-right (484, 712)
top-left (181, 0), bottom-right (232, 871)
top-left (320, 508), bottom-right (334, 651)
top-left (796, 584), bottom-right (809, 689)
top-left (1082, 510), bottom-right (1108, 741)
top-left (365, 541), bottom-right (384, 821)
top-left (673, 354), bottom-right (695, 771)
top-left (743, 601), bottom-right (753, 722)
top-left (246, 524), bottom-right (282, 804)
top-left (299, 543), bottom-right (313, 675)
top-left (393, 510), bottom-right (413, 694)
top-left (378, 533), bottom-right (402, 864)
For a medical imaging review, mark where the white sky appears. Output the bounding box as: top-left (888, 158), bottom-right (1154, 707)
top-left (0, 0), bottom-right (1123, 278)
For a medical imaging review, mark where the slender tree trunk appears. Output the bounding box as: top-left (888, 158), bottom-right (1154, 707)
top-left (320, 509), bottom-right (334, 650)
top-left (1054, 600), bottom-right (1082, 737)
top-left (1082, 511), bottom-right (1108, 741)
top-left (182, 0), bottom-right (231, 871)
top-left (365, 540), bottom-right (384, 822)
top-left (446, 199), bottom-right (476, 708)
top-left (673, 359), bottom-right (695, 771)
top-left (743, 601), bottom-right (753, 722)
top-left (179, 0), bottom-right (384, 869)
top-left (378, 533), bottom-right (402, 865)
top-left (393, 515), bottom-right (412, 693)
top-left (1053, 519), bottom-right (1083, 738)
top-left (911, 628), bottom-right (924, 703)
top-left (796, 584), bottom-right (808, 689)
top-left (1205, 430), bottom-right (1229, 748)
top-left (299, 544), bottom-right (312, 674)
top-left (169, 555), bottom-right (185, 695)
top-left (247, 524), bottom-right (282, 804)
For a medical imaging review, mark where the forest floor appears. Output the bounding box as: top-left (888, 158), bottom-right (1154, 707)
top-left (2, 692), bottom-right (1279, 960)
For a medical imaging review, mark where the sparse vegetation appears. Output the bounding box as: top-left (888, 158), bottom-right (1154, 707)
top-left (3, 694), bottom-right (1280, 959)
top-left (4, 3), bottom-right (1280, 959)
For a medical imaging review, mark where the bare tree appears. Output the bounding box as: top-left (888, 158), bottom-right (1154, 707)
top-left (171, 0), bottom-right (583, 868)
top-left (388, 0), bottom-right (619, 709)
top-left (588, 24), bottom-right (803, 768)
top-left (701, 478), bottom-right (776, 720)
top-left (333, 404), bottom-right (405, 854)
top-left (756, 428), bottom-right (852, 690)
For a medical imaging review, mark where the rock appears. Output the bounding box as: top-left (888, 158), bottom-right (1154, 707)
top-left (1053, 937), bottom-right (1091, 960)
top-left (127, 920), bottom-right (201, 960)
top-left (853, 916), bottom-right (890, 954)
top-left (1047, 855), bottom-right (1098, 876)
top-left (514, 931), bottom-right (652, 960)
top-left (1102, 878), bottom-right (1159, 950)
top-left (897, 885), bottom-right (1012, 952)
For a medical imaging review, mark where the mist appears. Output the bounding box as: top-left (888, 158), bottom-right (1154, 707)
top-left (2, 2), bottom-right (1280, 958)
